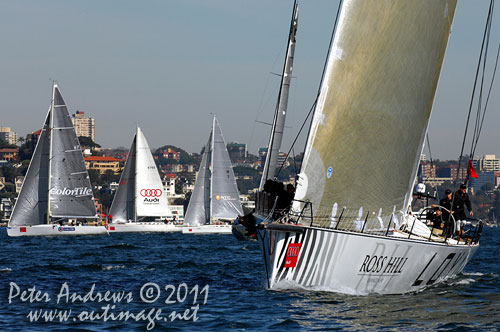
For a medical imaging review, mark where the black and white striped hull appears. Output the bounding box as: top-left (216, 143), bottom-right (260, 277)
top-left (257, 223), bottom-right (478, 295)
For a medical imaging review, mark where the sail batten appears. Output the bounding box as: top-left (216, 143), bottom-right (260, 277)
top-left (295, 0), bottom-right (457, 225)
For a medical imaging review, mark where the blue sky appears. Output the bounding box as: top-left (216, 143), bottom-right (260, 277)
top-left (0, 0), bottom-right (498, 160)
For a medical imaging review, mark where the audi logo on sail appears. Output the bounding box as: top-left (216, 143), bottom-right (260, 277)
top-left (140, 189), bottom-right (163, 197)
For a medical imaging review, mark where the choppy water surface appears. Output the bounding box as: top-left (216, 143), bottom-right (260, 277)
top-left (0, 227), bottom-right (499, 331)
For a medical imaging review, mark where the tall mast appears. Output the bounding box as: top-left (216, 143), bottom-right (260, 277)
top-left (134, 126), bottom-right (138, 223)
top-left (209, 115), bottom-right (216, 223)
top-left (46, 82), bottom-right (56, 224)
top-left (260, 1), bottom-right (299, 190)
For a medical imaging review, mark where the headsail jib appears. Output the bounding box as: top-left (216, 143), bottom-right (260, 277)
top-left (295, 1), bottom-right (458, 225)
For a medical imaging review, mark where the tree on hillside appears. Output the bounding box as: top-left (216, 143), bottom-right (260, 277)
top-left (154, 145), bottom-right (201, 165)
top-left (0, 138), bottom-right (15, 149)
top-left (78, 136), bottom-right (101, 149)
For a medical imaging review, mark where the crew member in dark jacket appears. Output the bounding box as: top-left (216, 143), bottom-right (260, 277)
top-left (454, 184), bottom-right (473, 237)
top-left (427, 206), bottom-right (444, 229)
top-left (454, 184), bottom-right (473, 221)
top-left (438, 189), bottom-right (454, 237)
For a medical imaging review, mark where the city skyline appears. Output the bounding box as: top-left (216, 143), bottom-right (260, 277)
top-left (0, 1), bottom-right (499, 159)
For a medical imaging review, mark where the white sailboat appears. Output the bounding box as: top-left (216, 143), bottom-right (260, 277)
top-left (233, 0), bottom-right (298, 241)
top-left (7, 83), bottom-right (107, 236)
top-left (108, 126), bottom-right (180, 233)
top-left (256, 0), bottom-right (483, 295)
top-left (183, 115), bottom-right (243, 234)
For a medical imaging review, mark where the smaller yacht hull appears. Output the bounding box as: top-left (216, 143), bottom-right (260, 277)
top-left (7, 225), bottom-right (108, 237)
top-left (107, 222), bottom-right (182, 233)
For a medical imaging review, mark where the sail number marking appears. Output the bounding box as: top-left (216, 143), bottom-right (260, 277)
top-left (413, 252), bottom-right (467, 286)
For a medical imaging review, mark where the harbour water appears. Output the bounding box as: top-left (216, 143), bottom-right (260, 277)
top-left (1, 227), bottom-right (499, 331)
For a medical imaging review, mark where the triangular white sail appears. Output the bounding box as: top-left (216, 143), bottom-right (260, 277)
top-left (109, 136), bottom-right (137, 223)
top-left (9, 83), bottom-right (97, 226)
top-left (8, 110), bottom-right (51, 226)
top-left (210, 116), bottom-right (244, 220)
top-left (110, 127), bottom-right (170, 222)
top-left (185, 116), bottom-right (243, 225)
top-left (260, 1), bottom-right (299, 190)
top-left (184, 137), bottom-right (211, 226)
top-left (135, 127), bottom-right (170, 218)
top-left (294, 0), bottom-right (457, 227)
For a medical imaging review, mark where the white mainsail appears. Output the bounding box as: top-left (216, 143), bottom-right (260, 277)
top-left (210, 116), bottom-right (244, 220)
top-left (185, 115), bottom-right (243, 225)
top-left (259, 1), bottom-right (299, 190)
top-left (294, 0), bottom-right (457, 227)
top-left (9, 83), bottom-right (98, 226)
top-left (109, 126), bottom-right (170, 222)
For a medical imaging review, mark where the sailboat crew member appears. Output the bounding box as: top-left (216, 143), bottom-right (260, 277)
top-left (427, 206), bottom-right (444, 229)
top-left (454, 184), bottom-right (473, 234)
top-left (438, 189), bottom-right (454, 237)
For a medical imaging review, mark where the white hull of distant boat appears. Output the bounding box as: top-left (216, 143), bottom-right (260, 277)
top-left (107, 222), bottom-right (182, 233)
top-left (7, 225), bottom-right (108, 237)
top-left (182, 224), bottom-right (232, 234)
top-left (258, 222), bottom-right (478, 295)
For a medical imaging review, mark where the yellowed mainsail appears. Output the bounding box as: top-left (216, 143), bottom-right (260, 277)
top-left (294, 0), bottom-right (457, 227)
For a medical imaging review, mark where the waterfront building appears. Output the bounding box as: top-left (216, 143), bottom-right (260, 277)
top-left (84, 156), bottom-right (122, 174)
top-left (72, 111), bottom-right (95, 141)
top-left (469, 171), bottom-right (495, 193)
top-left (418, 162), bottom-right (437, 180)
top-left (160, 147), bottom-right (179, 160)
top-left (0, 127), bottom-right (17, 145)
top-left (15, 176), bottom-right (24, 193)
top-left (0, 198), bottom-right (13, 222)
top-left (0, 148), bottom-right (19, 162)
top-left (473, 154), bottom-right (500, 173)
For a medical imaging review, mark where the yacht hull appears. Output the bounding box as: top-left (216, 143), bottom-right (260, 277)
top-left (257, 223), bottom-right (478, 295)
top-left (7, 225), bottom-right (108, 237)
top-left (107, 222), bottom-right (182, 233)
